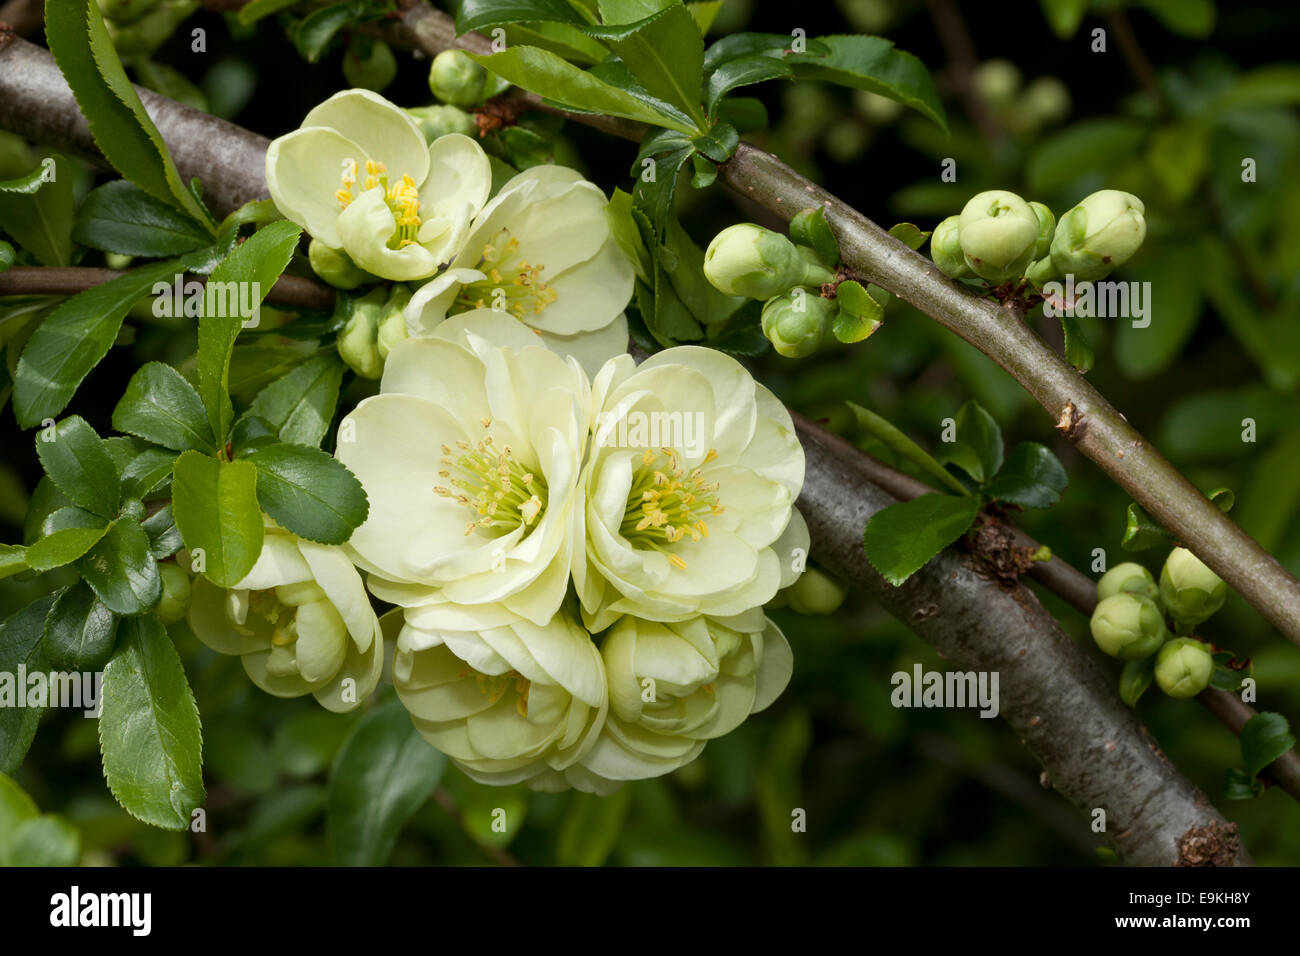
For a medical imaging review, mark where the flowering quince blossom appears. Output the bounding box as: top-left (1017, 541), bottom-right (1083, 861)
top-left (188, 524), bottom-right (384, 713)
top-left (393, 608), bottom-right (607, 788)
top-left (265, 89), bottom-right (491, 281)
top-left (336, 312), bottom-right (591, 628)
top-left (572, 609), bottom-right (793, 789)
top-left (574, 346), bottom-right (809, 632)
top-left (404, 164), bottom-right (634, 374)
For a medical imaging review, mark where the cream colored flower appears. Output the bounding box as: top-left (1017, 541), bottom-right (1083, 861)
top-left (336, 312), bottom-right (591, 628)
top-left (574, 347), bottom-right (808, 632)
top-left (404, 165), bottom-right (632, 373)
top-left (265, 89), bottom-right (491, 281)
top-left (572, 610), bottom-right (792, 788)
top-left (393, 608), bottom-right (607, 787)
top-left (188, 527), bottom-right (383, 713)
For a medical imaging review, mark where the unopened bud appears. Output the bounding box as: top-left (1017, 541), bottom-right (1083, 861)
top-left (1096, 561), bottom-right (1158, 603)
top-left (929, 214), bottom-right (971, 279)
top-left (785, 566), bottom-right (848, 615)
top-left (156, 562), bottom-right (192, 624)
top-left (376, 285), bottom-right (411, 361)
top-left (761, 288), bottom-right (835, 357)
top-left (342, 35), bottom-right (398, 92)
top-left (309, 239), bottom-right (368, 291)
top-left (337, 287), bottom-right (388, 379)
top-left (1154, 637), bottom-right (1213, 698)
top-left (1090, 592), bottom-right (1168, 660)
top-left (1028, 201), bottom-right (1055, 260)
top-left (1159, 547), bottom-right (1227, 628)
top-left (428, 50), bottom-right (488, 108)
top-left (704, 223), bottom-right (831, 300)
top-left (406, 104), bottom-right (478, 143)
top-left (1049, 189), bottom-right (1146, 281)
top-left (958, 190), bottom-right (1039, 282)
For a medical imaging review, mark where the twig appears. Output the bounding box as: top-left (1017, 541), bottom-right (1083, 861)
top-left (0, 266), bottom-right (336, 310)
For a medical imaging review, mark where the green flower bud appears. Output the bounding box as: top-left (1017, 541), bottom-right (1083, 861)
top-left (958, 190), bottom-right (1039, 282)
top-left (1029, 201), bottom-right (1055, 260)
top-left (337, 287), bottom-right (388, 379)
top-left (1154, 637), bottom-right (1213, 698)
top-left (376, 285), bottom-right (411, 361)
top-left (785, 567), bottom-right (848, 615)
top-left (97, 0), bottom-right (162, 24)
top-left (156, 562), bottom-right (192, 624)
top-left (1159, 547), bottom-right (1227, 628)
top-left (1090, 593), bottom-right (1168, 660)
top-left (704, 223), bottom-right (831, 299)
top-left (309, 239), bottom-right (368, 290)
top-left (406, 104), bottom-right (478, 143)
top-left (428, 50), bottom-right (488, 108)
top-left (1096, 561), bottom-right (1158, 603)
top-left (929, 214), bottom-right (971, 279)
top-left (1022, 76), bottom-right (1071, 126)
top-left (971, 59), bottom-right (1022, 107)
top-left (342, 36), bottom-right (398, 92)
top-left (1024, 254), bottom-right (1058, 287)
top-left (1049, 189), bottom-right (1146, 281)
top-left (761, 288), bottom-right (835, 357)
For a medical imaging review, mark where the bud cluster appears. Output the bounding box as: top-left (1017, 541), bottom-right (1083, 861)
top-left (336, 285), bottom-right (411, 379)
top-left (1089, 551), bottom-right (1227, 700)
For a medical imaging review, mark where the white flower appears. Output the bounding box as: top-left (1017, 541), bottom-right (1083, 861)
top-left (573, 610), bottom-right (792, 788)
top-left (188, 527), bottom-right (383, 713)
top-left (404, 165), bottom-right (633, 374)
top-left (265, 89), bottom-right (491, 281)
top-left (335, 312), bottom-right (591, 628)
top-left (574, 346), bottom-right (808, 632)
top-left (393, 608), bottom-right (607, 787)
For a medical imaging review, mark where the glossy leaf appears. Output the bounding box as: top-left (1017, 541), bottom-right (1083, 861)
top-left (41, 581), bottom-right (117, 671)
top-left (171, 451), bottom-right (264, 588)
top-left (863, 493), bottom-right (981, 586)
top-left (246, 443), bottom-right (369, 545)
top-left (72, 181), bottom-right (213, 257)
top-left (113, 362), bottom-right (216, 453)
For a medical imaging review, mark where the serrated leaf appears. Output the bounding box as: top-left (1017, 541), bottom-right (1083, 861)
top-left (34, 416), bottom-right (121, 518)
top-left (120, 447), bottom-right (179, 500)
top-left (790, 206), bottom-right (840, 267)
top-left (13, 259), bottom-right (180, 427)
top-left (41, 581), bottom-right (117, 671)
top-left (469, 46), bottom-right (697, 134)
top-left (171, 451), bottom-right (264, 588)
top-left (0, 596), bottom-right (55, 773)
top-left (847, 401), bottom-right (969, 496)
top-left (113, 362), bottom-right (216, 454)
top-left (1058, 312), bottom-right (1095, 373)
top-left (76, 517), bottom-right (161, 615)
top-left (1121, 502), bottom-right (1169, 551)
top-left (45, 0), bottom-right (212, 225)
top-left (663, 215), bottom-right (743, 325)
top-left (0, 155), bottom-right (75, 267)
top-left (24, 523), bottom-right (110, 573)
top-left (73, 181), bottom-right (213, 257)
top-left (788, 35), bottom-right (945, 131)
top-left (939, 400), bottom-right (1003, 485)
top-left (985, 442), bottom-right (1068, 509)
top-left (457, 0), bottom-right (586, 32)
top-left (294, 1), bottom-right (359, 62)
top-left (142, 503), bottom-right (183, 560)
top-left (326, 697), bottom-right (446, 866)
top-left (1241, 712), bottom-right (1296, 782)
top-left (585, 5), bottom-right (707, 128)
top-left (705, 54), bottom-right (791, 113)
top-left (198, 220), bottom-right (302, 443)
top-left (247, 354), bottom-right (345, 448)
top-left (246, 443), bottom-right (368, 545)
top-left (863, 493), bottom-right (980, 586)
top-left (99, 615), bottom-right (204, 830)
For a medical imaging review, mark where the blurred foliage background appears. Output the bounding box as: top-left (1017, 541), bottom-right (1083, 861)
top-left (3, 0), bottom-right (1300, 865)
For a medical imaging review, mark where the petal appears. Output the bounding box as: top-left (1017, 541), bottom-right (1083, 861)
top-left (293, 600), bottom-right (349, 683)
top-left (751, 619), bottom-right (793, 712)
top-left (234, 532), bottom-right (313, 591)
top-left (265, 127), bottom-right (366, 249)
top-left (337, 187), bottom-right (440, 281)
top-left (420, 133), bottom-right (492, 224)
top-left (404, 268), bottom-right (484, 334)
top-left (525, 238), bottom-right (635, 335)
top-left (298, 540), bottom-right (379, 653)
top-left (303, 89), bottom-right (429, 185)
top-left (534, 312), bottom-right (630, 378)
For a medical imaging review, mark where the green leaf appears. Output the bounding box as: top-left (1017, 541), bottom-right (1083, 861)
top-left (72, 181), bottom-right (213, 258)
top-left (236, 0), bottom-right (299, 25)
top-left (1137, 0), bottom-right (1214, 37)
top-left (113, 362), bottom-right (217, 453)
top-left (833, 281), bottom-right (884, 343)
top-left (0, 545), bottom-right (26, 580)
top-left (34, 416), bottom-right (121, 518)
top-left (662, 216), bottom-right (743, 326)
top-left (41, 581), bottom-right (117, 671)
top-left (24, 523), bottom-right (110, 572)
top-left (99, 615), bottom-right (204, 830)
top-left (705, 54), bottom-right (791, 113)
top-left (1240, 712), bottom-right (1296, 782)
top-left (198, 220), bottom-right (302, 443)
top-left (788, 35), bottom-right (945, 131)
top-left (45, 0), bottom-right (212, 225)
top-left (1119, 656), bottom-right (1155, 708)
top-left (326, 697), bottom-right (446, 866)
top-left (469, 46), bottom-right (699, 134)
top-left (691, 120), bottom-right (739, 163)
top-left (1121, 502), bottom-right (1169, 552)
top-left (172, 451), bottom-right (263, 587)
top-left (457, 0), bottom-right (586, 32)
top-left (6, 815), bottom-right (81, 866)
top-left (887, 222), bottom-right (929, 251)
top-left (1207, 487), bottom-right (1235, 514)
top-left (246, 443), bottom-right (369, 545)
top-left (984, 442), bottom-right (1068, 510)
top-left (13, 259), bottom-right (180, 427)
top-left (294, 1), bottom-right (360, 63)
top-left (1057, 312), bottom-right (1095, 373)
top-left (0, 164), bottom-right (50, 195)
top-left (502, 21), bottom-right (611, 64)
top-left (556, 787), bottom-right (633, 866)
top-left (76, 517), bottom-right (162, 615)
top-left (789, 206), bottom-right (840, 267)
top-left (120, 446), bottom-right (179, 500)
top-left (1038, 0), bottom-right (1087, 38)
top-left (585, 5), bottom-right (708, 129)
top-left (1027, 119), bottom-right (1146, 194)
top-left (632, 137), bottom-right (694, 239)
top-left (1115, 242), bottom-right (1202, 379)
top-left (1224, 767), bottom-right (1261, 801)
top-left (847, 401), bottom-right (969, 496)
top-left (0, 773), bottom-right (39, 842)
top-left (863, 493), bottom-right (981, 586)
top-left (940, 400), bottom-right (1003, 485)
top-left (142, 503), bottom-right (183, 560)
top-left (247, 354), bottom-right (345, 448)
top-left (133, 60), bottom-right (208, 113)
top-left (0, 155), bottom-right (76, 267)
top-left (0, 596), bottom-right (55, 773)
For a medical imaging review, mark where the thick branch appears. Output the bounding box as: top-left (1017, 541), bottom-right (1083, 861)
top-left (0, 33), bottom-right (1253, 865)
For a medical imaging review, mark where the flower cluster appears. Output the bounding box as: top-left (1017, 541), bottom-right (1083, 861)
top-left (336, 315), bottom-right (808, 792)
top-left (265, 90), bottom-right (633, 372)
top-left (1090, 550), bottom-right (1228, 699)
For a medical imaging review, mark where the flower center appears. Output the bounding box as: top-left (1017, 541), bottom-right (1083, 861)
top-left (336, 159), bottom-right (422, 249)
top-left (246, 589), bottom-right (298, 644)
top-left (461, 667), bottom-right (532, 718)
top-left (434, 417), bottom-right (547, 538)
top-left (451, 229), bottom-right (558, 320)
top-left (620, 448), bottom-right (723, 569)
